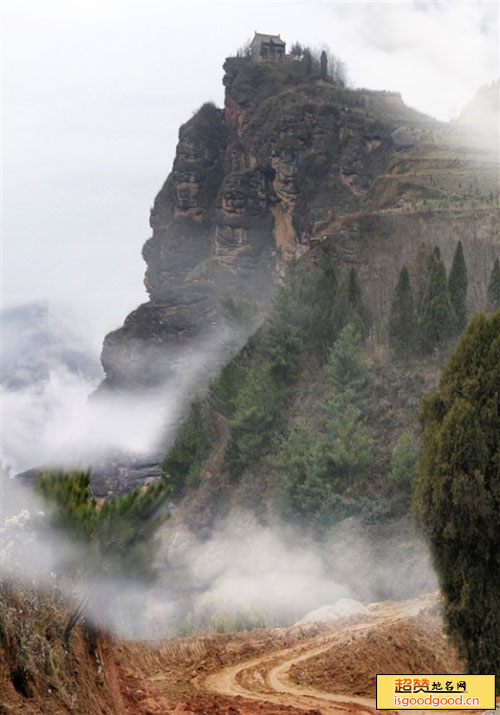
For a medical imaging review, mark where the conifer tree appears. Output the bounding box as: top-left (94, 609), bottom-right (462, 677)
top-left (388, 266), bottom-right (416, 357)
top-left (265, 247), bottom-right (340, 370)
top-left (320, 50), bottom-right (327, 80)
top-left (416, 245), bottom-right (441, 315)
top-left (264, 260), bottom-right (304, 381)
top-left (35, 470), bottom-right (170, 640)
top-left (448, 240), bottom-right (468, 331)
top-left (208, 358), bottom-right (244, 419)
top-left (224, 368), bottom-right (285, 479)
top-left (321, 326), bottom-right (372, 493)
top-left (487, 258), bottom-right (500, 312)
top-left (35, 471), bottom-right (170, 581)
top-left (419, 256), bottom-right (456, 353)
top-left (303, 48), bottom-right (313, 75)
top-left (414, 310), bottom-right (500, 678)
top-left (273, 419), bottom-right (331, 526)
top-left (300, 243), bottom-right (339, 358)
top-left (274, 326), bottom-right (372, 529)
top-left (324, 324), bottom-right (368, 402)
top-left (337, 268), bottom-right (371, 340)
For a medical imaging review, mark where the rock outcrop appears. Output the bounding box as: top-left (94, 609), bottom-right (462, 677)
top-left (99, 58), bottom-right (499, 393)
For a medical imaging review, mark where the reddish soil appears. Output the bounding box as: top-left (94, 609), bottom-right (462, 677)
top-left (289, 607), bottom-right (463, 697)
top-left (112, 592), bottom-right (471, 715)
top-left (3, 592), bottom-right (491, 715)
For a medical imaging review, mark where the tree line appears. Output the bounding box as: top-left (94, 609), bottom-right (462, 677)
top-left (388, 242), bottom-right (500, 359)
top-left (164, 245), bottom-right (371, 493)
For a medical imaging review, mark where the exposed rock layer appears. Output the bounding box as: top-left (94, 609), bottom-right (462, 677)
top-left (99, 60), bottom-right (499, 391)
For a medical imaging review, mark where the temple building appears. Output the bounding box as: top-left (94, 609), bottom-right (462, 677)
top-left (250, 32), bottom-right (286, 62)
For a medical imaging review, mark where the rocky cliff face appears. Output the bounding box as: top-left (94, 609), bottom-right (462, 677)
top-left (99, 59), bottom-right (499, 392)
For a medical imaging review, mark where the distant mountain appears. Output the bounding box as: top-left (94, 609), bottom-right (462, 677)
top-left (457, 80), bottom-right (499, 135)
top-left (1, 301), bottom-right (102, 388)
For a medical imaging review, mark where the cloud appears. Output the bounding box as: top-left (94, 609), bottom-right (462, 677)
top-left (0, 306), bottom-right (238, 475)
top-left (2, 0), bottom-right (497, 344)
top-left (162, 510), bottom-right (437, 631)
top-left (325, 0), bottom-right (498, 120)
top-left (0, 480), bottom-right (437, 639)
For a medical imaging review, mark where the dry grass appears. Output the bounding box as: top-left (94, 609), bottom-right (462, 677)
top-left (0, 583), bottom-right (119, 714)
top-left (0, 583), bottom-right (71, 700)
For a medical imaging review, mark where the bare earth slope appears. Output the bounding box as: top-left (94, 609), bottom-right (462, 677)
top-left (6, 592), bottom-right (493, 715)
top-left (112, 592), bottom-right (477, 715)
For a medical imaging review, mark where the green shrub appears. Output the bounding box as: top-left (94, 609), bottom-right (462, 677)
top-left (212, 609), bottom-right (266, 633)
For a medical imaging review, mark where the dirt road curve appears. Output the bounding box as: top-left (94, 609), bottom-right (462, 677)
top-left (204, 596), bottom-right (433, 714)
top-left (117, 591), bottom-right (475, 715)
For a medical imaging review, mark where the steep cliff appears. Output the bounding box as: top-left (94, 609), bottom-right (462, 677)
top-left (99, 59), bottom-right (499, 392)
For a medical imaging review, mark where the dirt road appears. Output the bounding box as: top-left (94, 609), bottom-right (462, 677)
top-left (203, 596), bottom-right (433, 714)
top-left (116, 592), bottom-right (468, 715)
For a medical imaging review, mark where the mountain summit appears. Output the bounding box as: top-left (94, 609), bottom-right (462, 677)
top-left (98, 52), bottom-right (499, 393)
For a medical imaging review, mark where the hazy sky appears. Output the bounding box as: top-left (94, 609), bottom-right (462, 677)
top-left (2, 0), bottom-right (498, 352)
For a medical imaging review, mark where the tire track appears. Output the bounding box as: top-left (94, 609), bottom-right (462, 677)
top-left (205, 597), bottom-right (433, 714)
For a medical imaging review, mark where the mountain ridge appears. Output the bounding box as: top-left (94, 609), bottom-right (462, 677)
top-left (97, 57), bottom-right (500, 395)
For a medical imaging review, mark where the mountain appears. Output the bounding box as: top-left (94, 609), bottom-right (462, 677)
top-left (98, 57), bottom-right (498, 396)
top-left (456, 79), bottom-right (499, 142)
top-left (4, 54), bottom-right (499, 712)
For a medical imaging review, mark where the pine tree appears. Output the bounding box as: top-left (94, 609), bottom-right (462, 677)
top-left (35, 470), bottom-right (170, 640)
top-left (337, 268), bottom-right (371, 340)
top-left (224, 368), bottom-right (285, 480)
top-left (416, 244), bottom-right (440, 315)
top-left (300, 243), bottom-right (339, 358)
top-left (208, 358), bottom-right (245, 419)
top-left (324, 324), bottom-right (368, 402)
top-left (273, 326), bottom-right (372, 529)
top-left (265, 247), bottom-right (340, 369)
top-left (419, 256), bottom-right (456, 353)
top-left (487, 258), bottom-right (500, 312)
top-left (265, 260), bottom-right (304, 381)
top-left (388, 266), bottom-right (417, 357)
top-left (413, 310), bottom-right (500, 678)
top-left (273, 419), bottom-right (332, 527)
top-left (35, 471), bottom-right (170, 581)
top-left (321, 326), bottom-right (373, 493)
top-left (303, 48), bottom-right (313, 75)
top-left (320, 50), bottom-right (327, 80)
top-left (448, 240), bottom-right (468, 331)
